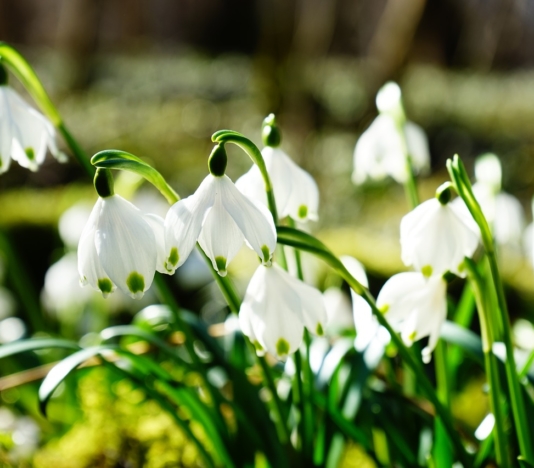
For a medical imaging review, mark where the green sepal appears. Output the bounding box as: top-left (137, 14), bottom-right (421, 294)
top-left (0, 62), bottom-right (7, 85)
top-left (93, 168), bottom-right (114, 198)
top-left (91, 149), bottom-right (180, 204)
top-left (261, 113), bottom-right (281, 147)
top-left (208, 144), bottom-right (227, 176)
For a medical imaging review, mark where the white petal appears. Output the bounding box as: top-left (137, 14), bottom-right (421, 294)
top-left (218, 176), bottom-right (277, 264)
top-left (283, 157), bottom-right (320, 222)
top-left (235, 164), bottom-right (267, 207)
top-left (341, 256), bottom-right (369, 288)
top-left (493, 192), bottom-right (525, 245)
top-left (77, 198), bottom-right (116, 297)
top-left (96, 195), bottom-right (157, 299)
top-left (286, 272), bottom-right (327, 335)
top-left (475, 153), bottom-right (501, 191)
top-left (164, 175), bottom-right (215, 272)
top-left (143, 213), bottom-right (168, 274)
top-left (198, 196), bottom-right (244, 276)
top-left (376, 272), bottom-right (427, 325)
top-left (404, 121), bottom-right (430, 175)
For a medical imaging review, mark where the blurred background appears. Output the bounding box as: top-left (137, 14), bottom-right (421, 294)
top-left (2, 0), bottom-right (534, 466)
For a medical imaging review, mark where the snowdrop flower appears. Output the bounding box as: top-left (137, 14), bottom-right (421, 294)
top-left (78, 169), bottom-right (168, 299)
top-left (401, 187), bottom-right (479, 277)
top-left (0, 65), bottom-right (65, 174)
top-left (341, 256), bottom-right (390, 356)
top-left (453, 154), bottom-right (524, 246)
top-left (164, 144), bottom-right (276, 276)
top-left (377, 272), bottom-right (447, 363)
top-left (236, 114), bottom-right (319, 222)
top-left (352, 82), bottom-right (429, 185)
top-left (239, 263), bottom-right (327, 359)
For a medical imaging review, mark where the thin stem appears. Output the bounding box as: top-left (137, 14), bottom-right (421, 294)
top-left (448, 156), bottom-right (534, 463)
top-left (433, 340), bottom-right (453, 467)
top-left (394, 115), bottom-right (419, 209)
top-left (464, 257), bottom-right (508, 467)
top-left (58, 123), bottom-right (95, 177)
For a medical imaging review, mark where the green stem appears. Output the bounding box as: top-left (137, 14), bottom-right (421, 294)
top-left (433, 340), bottom-right (453, 467)
top-left (58, 123), bottom-right (95, 177)
top-left (276, 226), bottom-right (471, 465)
top-left (394, 115), bottom-right (419, 209)
top-left (287, 217), bottom-right (313, 460)
top-left (212, 131), bottom-right (279, 224)
top-left (464, 257), bottom-right (508, 467)
top-left (448, 156), bottom-right (534, 463)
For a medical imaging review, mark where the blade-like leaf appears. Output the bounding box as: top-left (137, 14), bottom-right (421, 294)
top-left (39, 345), bottom-right (116, 415)
top-left (0, 339), bottom-right (80, 360)
top-left (440, 321), bottom-right (483, 365)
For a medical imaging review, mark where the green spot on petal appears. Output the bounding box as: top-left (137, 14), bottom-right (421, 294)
top-left (379, 304), bottom-right (389, 314)
top-left (253, 340), bottom-right (263, 352)
top-left (98, 278), bottom-right (113, 297)
top-left (298, 205), bottom-right (308, 219)
top-left (276, 338), bottom-right (290, 357)
top-left (316, 323), bottom-right (324, 336)
top-left (127, 271), bottom-right (145, 297)
top-left (168, 247), bottom-right (179, 267)
top-left (261, 245), bottom-right (271, 265)
top-left (25, 147), bottom-right (35, 161)
top-left (457, 261), bottom-right (465, 273)
top-left (421, 265), bottom-right (433, 277)
top-left (408, 331), bottom-right (417, 342)
top-left (215, 256), bottom-right (227, 276)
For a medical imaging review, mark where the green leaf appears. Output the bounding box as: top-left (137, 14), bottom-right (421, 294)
top-left (91, 150), bottom-right (179, 204)
top-left (440, 321), bottom-right (483, 365)
top-left (38, 345), bottom-right (115, 415)
top-left (519, 456), bottom-right (534, 468)
top-left (0, 338), bottom-right (80, 360)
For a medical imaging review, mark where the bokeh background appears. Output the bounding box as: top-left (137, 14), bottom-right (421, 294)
top-left (2, 1), bottom-right (534, 466)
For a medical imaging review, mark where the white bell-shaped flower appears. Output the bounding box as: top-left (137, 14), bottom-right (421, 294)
top-left (236, 146), bottom-right (319, 222)
top-left (352, 114), bottom-right (430, 185)
top-left (400, 197), bottom-right (479, 277)
top-left (376, 272), bottom-right (447, 363)
top-left (0, 82), bottom-right (65, 174)
top-left (78, 171), bottom-right (168, 299)
top-left (239, 263), bottom-right (327, 359)
top-left (165, 171), bottom-right (276, 277)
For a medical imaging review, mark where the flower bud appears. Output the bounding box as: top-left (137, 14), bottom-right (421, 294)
top-left (208, 144), bottom-right (227, 177)
top-left (262, 114), bottom-right (281, 147)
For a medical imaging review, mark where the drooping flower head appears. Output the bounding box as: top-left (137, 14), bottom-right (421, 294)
top-left (164, 144), bottom-right (277, 277)
top-left (78, 169), bottom-right (168, 299)
top-left (377, 272), bottom-right (447, 363)
top-left (239, 263), bottom-right (327, 359)
top-left (0, 63), bottom-right (65, 174)
top-left (236, 114), bottom-right (319, 222)
top-left (400, 184), bottom-right (479, 277)
top-left (352, 82), bottom-right (429, 185)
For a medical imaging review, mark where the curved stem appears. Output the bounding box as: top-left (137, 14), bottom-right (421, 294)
top-left (448, 156), bottom-right (534, 463)
top-left (212, 131), bottom-right (279, 224)
top-left (276, 226), bottom-right (471, 465)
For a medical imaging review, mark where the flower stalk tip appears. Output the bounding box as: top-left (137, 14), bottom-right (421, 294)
top-left (262, 113), bottom-right (281, 147)
top-left (208, 144), bottom-right (227, 177)
top-left (93, 168), bottom-right (115, 198)
top-left (0, 62), bottom-right (7, 85)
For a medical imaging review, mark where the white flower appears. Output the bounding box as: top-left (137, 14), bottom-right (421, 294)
top-left (453, 154), bottom-right (525, 247)
top-left (164, 174), bottom-right (276, 276)
top-left (235, 146), bottom-right (319, 222)
top-left (239, 263), bottom-right (327, 359)
top-left (0, 85), bottom-right (65, 173)
top-left (400, 197), bottom-right (479, 277)
top-left (352, 114), bottom-right (430, 185)
top-left (376, 272), bottom-right (447, 363)
top-left (78, 194), bottom-right (167, 299)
